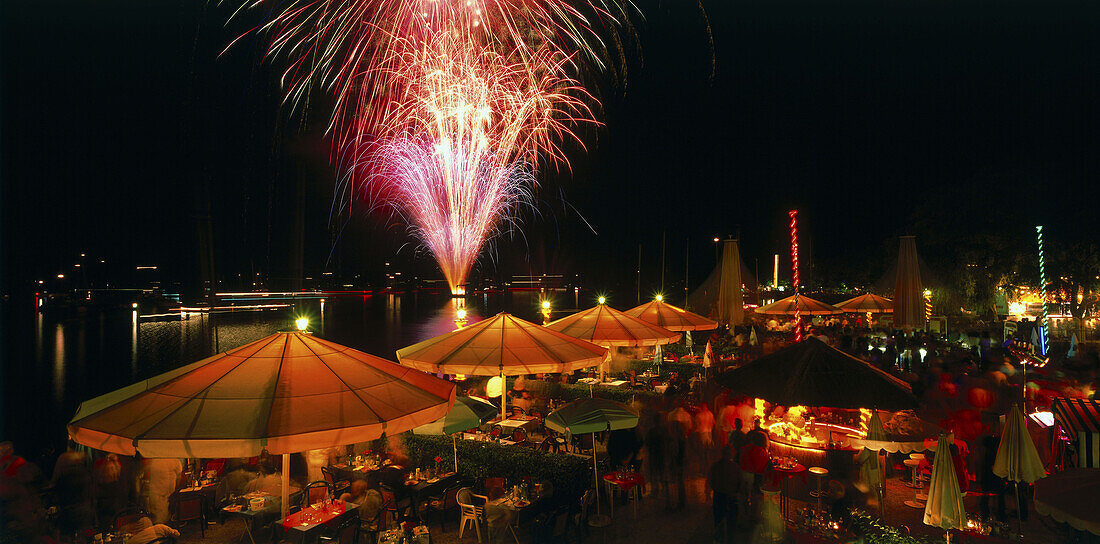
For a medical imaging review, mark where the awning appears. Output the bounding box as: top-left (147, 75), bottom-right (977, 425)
top-left (1052, 397), bottom-right (1100, 434)
top-left (1052, 397), bottom-right (1100, 468)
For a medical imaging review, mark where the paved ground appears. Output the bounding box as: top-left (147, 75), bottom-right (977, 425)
top-left (178, 466), bottom-right (1074, 544)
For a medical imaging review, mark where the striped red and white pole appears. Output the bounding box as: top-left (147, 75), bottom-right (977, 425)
top-left (789, 210), bottom-right (801, 342)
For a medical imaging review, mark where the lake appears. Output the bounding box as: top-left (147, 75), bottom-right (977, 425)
top-left (2, 290), bottom-right (587, 463)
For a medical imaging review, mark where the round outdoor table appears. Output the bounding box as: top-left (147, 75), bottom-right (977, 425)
top-left (769, 464), bottom-right (806, 520)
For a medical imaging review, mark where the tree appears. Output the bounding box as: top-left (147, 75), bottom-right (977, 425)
top-left (1047, 241), bottom-right (1100, 338)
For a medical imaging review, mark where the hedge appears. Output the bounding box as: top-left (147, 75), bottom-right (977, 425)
top-left (402, 433), bottom-right (592, 502)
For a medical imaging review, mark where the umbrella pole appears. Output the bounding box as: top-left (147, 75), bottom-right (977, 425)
top-left (501, 369), bottom-right (507, 422)
top-left (1014, 481), bottom-right (1023, 539)
top-left (281, 453), bottom-right (290, 518)
top-left (589, 431), bottom-right (611, 527)
top-left (453, 434), bottom-right (459, 473)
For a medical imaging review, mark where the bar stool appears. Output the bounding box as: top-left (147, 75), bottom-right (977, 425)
top-left (807, 467), bottom-right (829, 512)
top-left (910, 453), bottom-right (928, 501)
top-left (902, 459), bottom-right (924, 508)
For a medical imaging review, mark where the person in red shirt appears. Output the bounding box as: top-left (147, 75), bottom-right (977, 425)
top-left (739, 432), bottom-right (770, 517)
top-left (950, 443), bottom-right (969, 493)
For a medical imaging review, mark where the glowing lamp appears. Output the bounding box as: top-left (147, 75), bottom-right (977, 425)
top-left (295, 317), bottom-right (309, 331)
top-left (541, 300), bottom-right (551, 311)
top-left (486, 376), bottom-right (504, 398)
top-left (1028, 411), bottom-right (1054, 428)
top-left (131, 302), bottom-right (138, 309)
top-left (597, 296), bottom-right (606, 305)
top-left (456, 309), bottom-right (467, 320)
top-left (713, 237), bottom-right (719, 242)
top-left (655, 294), bottom-right (663, 302)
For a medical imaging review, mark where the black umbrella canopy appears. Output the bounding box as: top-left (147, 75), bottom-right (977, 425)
top-left (716, 337), bottom-right (917, 411)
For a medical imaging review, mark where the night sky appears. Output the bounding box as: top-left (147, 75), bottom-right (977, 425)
top-left (3, 0), bottom-right (1099, 298)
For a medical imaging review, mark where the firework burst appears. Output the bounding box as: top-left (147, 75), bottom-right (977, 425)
top-left (235, 0), bottom-right (633, 293)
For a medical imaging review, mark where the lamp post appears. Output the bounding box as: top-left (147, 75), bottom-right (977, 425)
top-left (540, 300), bottom-right (551, 325)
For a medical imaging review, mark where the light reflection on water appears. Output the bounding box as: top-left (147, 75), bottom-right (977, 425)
top-left (15, 291), bottom-right (576, 459)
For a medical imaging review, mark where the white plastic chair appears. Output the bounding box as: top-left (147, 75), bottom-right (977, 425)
top-left (456, 487), bottom-right (486, 542)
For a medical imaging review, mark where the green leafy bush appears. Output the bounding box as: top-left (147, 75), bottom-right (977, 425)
top-left (849, 510), bottom-right (938, 544)
top-left (558, 383), bottom-right (663, 404)
top-left (402, 433), bottom-right (592, 501)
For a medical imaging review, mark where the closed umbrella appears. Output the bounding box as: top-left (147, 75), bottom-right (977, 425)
top-left (545, 398), bottom-right (639, 526)
top-left (994, 404), bottom-right (1046, 484)
top-left (1034, 468), bottom-right (1100, 536)
top-left (994, 404), bottom-right (1046, 537)
top-left (68, 331), bottom-right (456, 515)
top-left (894, 236), bottom-right (925, 330)
top-left (717, 239), bottom-right (745, 327)
top-left (397, 312), bottom-right (608, 420)
top-left (924, 434), bottom-right (966, 537)
top-left (413, 396), bottom-right (498, 472)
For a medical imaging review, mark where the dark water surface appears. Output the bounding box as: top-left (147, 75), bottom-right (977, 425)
top-left (2, 291), bottom-right (584, 464)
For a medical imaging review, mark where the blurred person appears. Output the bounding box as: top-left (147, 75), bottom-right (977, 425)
top-left (356, 473), bottom-right (384, 524)
top-left (53, 445), bottom-right (95, 537)
top-left (339, 479), bottom-right (368, 504)
top-left (246, 462), bottom-right (283, 496)
top-left (666, 415), bottom-right (688, 511)
top-left (142, 457), bottom-right (182, 524)
top-left (727, 419), bottom-right (748, 463)
top-left (979, 434), bottom-right (1006, 521)
top-left (305, 447), bottom-right (340, 484)
top-left (694, 402), bottom-right (716, 469)
top-left (739, 432), bottom-right (770, 519)
top-left (645, 412), bottom-right (667, 497)
top-left (708, 446), bottom-right (741, 544)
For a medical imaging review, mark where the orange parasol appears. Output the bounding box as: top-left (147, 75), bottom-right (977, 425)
top-left (623, 299), bottom-right (718, 331)
top-left (834, 293), bottom-right (894, 313)
top-left (754, 294), bottom-right (842, 315)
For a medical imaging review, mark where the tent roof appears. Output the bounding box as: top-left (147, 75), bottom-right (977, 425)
top-left (545, 304), bottom-right (681, 347)
top-left (397, 312), bottom-right (608, 376)
top-left (686, 248), bottom-right (758, 313)
top-left (755, 294), bottom-right (842, 315)
top-left (68, 332), bottom-right (455, 457)
top-left (715, 337), bottom-right (917, 410)
top-left (623, 299), bottom-right (718, 331)
top-left (835, 293), bottom-right (894, 313)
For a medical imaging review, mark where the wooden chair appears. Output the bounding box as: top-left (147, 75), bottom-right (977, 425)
top-left (354, 508), bottom-right (384, 544)
top-left (379, 485), bottom-right (413, 525)
top-left (175, 493), bottom-right (205, 538)
top-left (511, 406), bottom-right (527, 417)
top-left (510, 428), bottom-right (528, 446)
top-left (489, 426), bottom-right (503, 440)
top-left (485, 477), bottom-right (505, 500)
top-left (527, 410), bottom-right (544, 434)
top-left (318, 513), bottom-right (357, 544)
top-left (321, 466), bottom-right (350, 498)
top-left (456, 487), bottom-right (487, 543)
top-left (302, 480), bottom-right (333, 508)
top-left (421, 486), bottom-right (459, 533)
top-left (536, 436), bottom-right (556, 453)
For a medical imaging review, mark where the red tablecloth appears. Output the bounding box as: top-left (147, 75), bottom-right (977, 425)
top-left (603, 472), bottom-right (646, 492)
top-left (768, 464), bottom-right (807, 487)
top-left (281, 500), bottom-right (349, 530)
